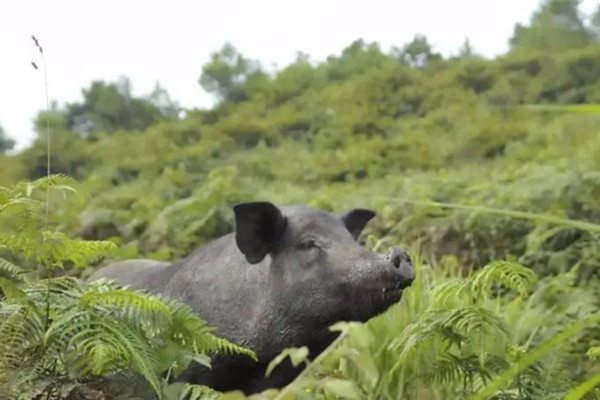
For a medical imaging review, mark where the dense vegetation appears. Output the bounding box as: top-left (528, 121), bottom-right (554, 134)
top-left (2, 0), bottom-right (600, 398)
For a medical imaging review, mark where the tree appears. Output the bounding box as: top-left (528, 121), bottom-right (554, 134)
top-left (509, 0), bottom-right (592, 51)
top-left (318, 39), bottom-right (390, 83)
top-left (295, 51), bottom-right (311, 64)
top-left (590, 4), bottom-right (600, 41)
top-left (199, 42), bottom-right (269, 103)
top-left (393, 34), bottom-right (442, 68)
top-left (33, 101), bottom-right (69, 135)
top-left (0, 124), bottom-right (15, 154)
top-left (147, 81), bottom-right (181, 119)
top-left (267, 52), bottom-right (316, 105)
top-left (64, 77), bottom-right (178, 137)
top-left (456, 38), bottom-right (478, 59)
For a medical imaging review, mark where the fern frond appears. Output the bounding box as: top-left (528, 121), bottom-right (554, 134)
top-left (390, 306), bottom-right (507, 354)
top-left (178, 383), bottom-right (220, 400)
top-left (0, 257), bottom-right (27, 283)
top-left (470, 260), bottom-right (538, 299)
top-left (439, 307), bottom-right (508, 337)
top-left (389, 306), bottom-right (507, 379)
top-left (38, 231), bottom-right (117, 269)
top-left (44, 309), bottom-right (92, 350)
top-left (423, 353), bottom-right (498, 390)
top-left (167, 301), bottom-right (257, 361)
top-left (424, 353), bottom-right (465, 385)
top-left (25, 276), bottom-right (83, 304)
top-left (0, 305), bottom-right (29, 370)
top-left (472, 311), bottom-right (600, 400)
top-left (0, 277), bottom-right (27, 300)
top-left (65, 317), bottom-right (163, 397)
top-left (0, 201), bottom-right (43, 234)
top-left (18, 174), bottom-right (80, 197)
top-left (429, 278), bottom-right (472, 308)
top-left (0, 303), bottom-right (47, 399)
top-left (79, 286), bottom-right (172, 330)
top-left (0, 176), bottom-right (260, 398)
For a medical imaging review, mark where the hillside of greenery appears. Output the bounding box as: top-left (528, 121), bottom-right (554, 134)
top-left (2, 0), bottom-right (600, 399)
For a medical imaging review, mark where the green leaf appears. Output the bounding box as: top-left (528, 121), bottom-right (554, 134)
top-left (0, 277), bottom-right (26, 299)
top-left (163, 382), bottom-right (187, 400)
top-left (265, 346), bottom-right (309, 377)
top-left (470, 311), bottom-right (600, 400)
top-left (587, 346), bottom-right (600, 361)
top-left (218, 391), bottom-right (248, 400)
top-left (321, 378), bottom-right (362, 400)
top-left (191, 353), bottom-right (212, 369)
top-left (564, 371), bottom-right (600, 400)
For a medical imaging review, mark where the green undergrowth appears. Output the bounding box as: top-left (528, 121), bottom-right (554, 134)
top-left (0, 177), bottom-right (254, 400)
top-left (3, 11), bottom-right (600, 397)
top-left (227, 254), bottom-right (600, 400)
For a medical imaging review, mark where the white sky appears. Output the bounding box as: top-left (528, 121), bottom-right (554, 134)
top-left (1, 0), bottom-right (599, 152)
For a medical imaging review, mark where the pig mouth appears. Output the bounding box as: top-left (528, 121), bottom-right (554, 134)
top-left (362, 279), bottom-right (409, 297)
top-left (381, 278), bottom-right (412, 293)
top-left (378, 285), bottom-right (404, 301)
top-left (377, 277), bottom-right (413, 301)
top-left (337, 283), bottom-right (406, 323)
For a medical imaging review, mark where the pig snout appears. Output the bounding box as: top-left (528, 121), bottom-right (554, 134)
top-left (386, 246), bottom-right (415, 289)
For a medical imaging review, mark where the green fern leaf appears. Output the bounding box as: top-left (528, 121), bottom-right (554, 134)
top-left (0, 257), bottom-right (27, 282)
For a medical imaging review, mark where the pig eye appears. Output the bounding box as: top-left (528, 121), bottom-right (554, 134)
top-left (297, 239), bottom-right (319, 250)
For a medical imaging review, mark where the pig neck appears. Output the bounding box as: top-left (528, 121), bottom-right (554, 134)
top-left (252, 299), bottom-right (340, 362)
top-left (249, 270), bottom-right (340, 362)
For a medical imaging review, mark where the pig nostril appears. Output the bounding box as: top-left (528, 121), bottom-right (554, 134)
top-left (392, 255), bottom-right (401, 269)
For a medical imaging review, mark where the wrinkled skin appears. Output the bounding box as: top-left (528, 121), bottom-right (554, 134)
top-left (89, 202), bottom-right (416, 395)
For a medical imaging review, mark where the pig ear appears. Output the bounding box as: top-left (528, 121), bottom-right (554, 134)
top-left (340, 208), bottom-right (376, 240)
top-left (233, 201), bottom-right (287, 264)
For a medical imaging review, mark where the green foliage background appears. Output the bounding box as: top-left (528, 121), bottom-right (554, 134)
top-left (2, 0), bottom-right (600, 398)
